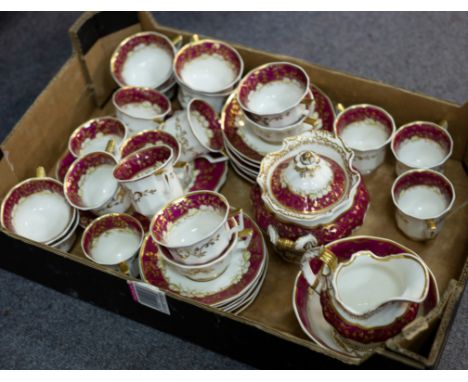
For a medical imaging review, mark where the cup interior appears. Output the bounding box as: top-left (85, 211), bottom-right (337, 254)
top-left (392, 170), bottom-right (454, 219)
top-left (69, 117), bottom-right (127, 157)
top-left (113, 145), bottom-right (173, 182)
top-left (238, 62), bottom-right (309, 116)
top-left (120, 130), bottom-right (180, 162)
top-left (151, 191), bottom-right (229, 248)
top-left (113, 87), bottom-right (170, 120)
top-left (187, 99), bottom-right (223, 152)
top-left (111, 32), bottom-right (175, 88)
top-left (64, 152), bottom-right (118, 210)
top-left (175, 40), bottom-right (243, 93)
top-left (82, 213), bottom-right (143, 265)
top-left (1, 178), bottom-right (74, 243)
top-left (392, 122), bottom-right (452, 168)
top-left (335, 105), bottom-right (394, 151)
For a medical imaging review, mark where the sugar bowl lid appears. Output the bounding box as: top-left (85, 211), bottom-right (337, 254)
top-left (257, 131), bottom-right (361, 223)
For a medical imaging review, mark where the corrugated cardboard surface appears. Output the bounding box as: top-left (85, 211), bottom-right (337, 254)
top-left (1, 11), bottom-right (467, 368)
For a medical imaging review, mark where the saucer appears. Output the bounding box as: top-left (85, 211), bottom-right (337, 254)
top-left (187, 157), bottom-right (228, 192)
top-left (221, 84), bottom-right (335, 164)
top-left (139, 212), bottom-right (266, 306)
top-left (292, 236), bottom-right (440, 359)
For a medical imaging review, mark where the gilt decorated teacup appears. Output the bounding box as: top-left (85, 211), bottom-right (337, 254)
top-left (391, 121), bottom-right (453, 175)
top-left (119, 129), bottom-right (193, 190)
top-left (82, 213), bottom-right (144, 277)
top-left (111, 31), bottom-right (179, 91)
top-left (237, 62), bottom-right (311, 128)
top-left (69, 117), bottom-right (127, 159)
top-left (334, 104), bottom-right (395, 175)
top-left (150, 191), bottom-right (246, 265)
top-left (157, 218), bottom-right (244, 281)
top-left (113, 86), bottom-right (171, 135)
top-left (113, 145), bottom-right (183, 217)
top-left (391, 169), bottom-right (455, 241)
top-left (1, 168), bottom-right (76, 244)
top-left (161, 99), bottom-right (224, 163)
top-left (64, 151), bottom-right (131, 216)
top-left (174, 37), bottom-right (243, 94)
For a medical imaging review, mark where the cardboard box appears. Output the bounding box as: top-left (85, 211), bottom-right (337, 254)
top-left (1, 11), bottom-right (467, 369)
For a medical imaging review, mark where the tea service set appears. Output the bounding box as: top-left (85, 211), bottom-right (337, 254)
top-left (0, 29), bottom-right (459, 356)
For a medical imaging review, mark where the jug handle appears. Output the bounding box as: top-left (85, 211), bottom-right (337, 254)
top-left (301, 247), bottom-right (338, 293)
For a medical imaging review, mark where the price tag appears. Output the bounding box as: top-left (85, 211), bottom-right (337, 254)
top-left (127, 281), bottom-right (171, 315)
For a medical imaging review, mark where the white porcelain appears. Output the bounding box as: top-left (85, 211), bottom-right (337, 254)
top-left (334, 104), bottom-right (395, 175)
top-left (69, 117), bottom-right (127, 160)
top-left (391, 121), bottom-right (453, 175)
top-left (82, 213), bottom-right (144, 278)
top-left (159, 220), bottom-right (252, 282)
top-left (161, 99), bottom-right (223, 162)
top-left (110, 32), bottom-right (178, 89)
top-left (174, 37), bottom-right (244, 94)
top-left (257, 131), bottom-right (361, 228)
top-left (391, 169), bottom-right (456, 241)
top-left (113, 145), bottom-right (184, 217)
top-left (1, 172), bottom-right (77, 244)
top-left (242, 94), bottom-right (320, 143)
top-left (64, 151), bottom-right (131, 216)
top-left (113, 87), bottom-right (171, 135)
top-left (150, 191), bottom-right (247, 265)
top-left (237, 62), bottom-right (311, 128)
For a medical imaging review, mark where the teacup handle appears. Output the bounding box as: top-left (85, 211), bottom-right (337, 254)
top-left (199, 152), bottom-right (229, 164)
top-left (118, 261), bottom-right (130, 275)
top-left (426, 219), bottom-right (438, 239)
top-left (171, 35), bottom-right (184, 50)
top-left (439, 120), bottom-right (448, 130)
top-left (228, 208), bottom-right (245, 234)
top-left (228, 216), bottom-right (253, 250)
top-left (36, 166), bottom-right (46, 178)
top-left (336, 103), bottom-right (346, 113)
top-left (300, 247), bottom-right (337, 293)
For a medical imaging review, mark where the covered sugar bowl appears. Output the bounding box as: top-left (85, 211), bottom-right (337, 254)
top-left (252, 131), bottom-right (369, 263)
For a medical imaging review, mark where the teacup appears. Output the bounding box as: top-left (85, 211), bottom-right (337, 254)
top-left (113, 145), bottom-right (184, 217)
top-left (161, 99), bottom-right (224, 163)
top-left (112, 86), bottom-right (171, 135)
top-left (157, 217), bottom-right (252, 281)
top-left (391, 169), bottom-right (455, 241)
top-left (391, 121), bottom-right (453, 175)
top-left (64, 151), bottom-right (131, 216)
top-left (69, 117), bottom-right (127, 159)
top-left (237, 62), bottom-right (311, 128)
top-left (1, 167), bottom-right (77, 244)
top-left (110, 31), bottom-right (180, 90)
top-left (82, 213), bottom-right (144, 278)
top-left (119, 129), bottom-right (193, 190)
top-left (334, 104), bottom-right (395, 175)
top-left (174, 36), bottom-right (243, 92)
top-left (241, 90), bottom-right (319, 143)
top-left (150, 191), bottom-right (247, 265)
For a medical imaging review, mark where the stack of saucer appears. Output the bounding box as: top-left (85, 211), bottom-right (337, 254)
top-left (139, 190), bottom-right (267, 313)
top-left (221, 63), bottom-right (336, 183)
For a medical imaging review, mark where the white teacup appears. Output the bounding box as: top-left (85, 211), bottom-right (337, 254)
top-left (110, 31), bottom-right (180, 90)
top-left (161, 99), bottom-right (225, 163)
top-left (69, 117), bottom-right (127, 159)
top-left (237, 62), bottom-right (311, 128)
top-left (391, 121), bottom-right (453, 175)
top-left (112, 86), bottom-right (171, 135)
top-left (119, 129), bottom-right (194, 191)
top-left (391, 169), bottom-right (455, 241)
top-left (334, 104), bottom-right (395, 175)
top-left (157, 216), bottom-right (253, 281)
top-left (82, 213), bottom-right (144, 278)
top-left (1, 167), bottom-right (77, 244)
top-left (150, 191), bottom-right (247, 265)
top-left (113, 145), bottom-right (184, 217)
top-left (64, 151), bottom-right (131, 216)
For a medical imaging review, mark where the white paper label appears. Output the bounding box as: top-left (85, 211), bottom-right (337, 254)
top-left (127, 281), bottom-right (170, 315)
